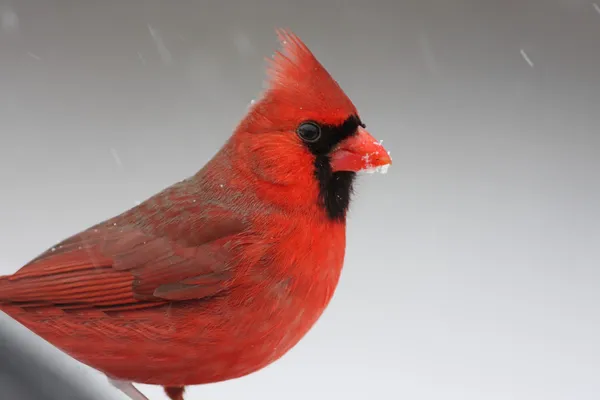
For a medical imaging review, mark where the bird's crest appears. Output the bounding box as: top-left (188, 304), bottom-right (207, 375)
top-left (261, 29), bottom-right (358, 126)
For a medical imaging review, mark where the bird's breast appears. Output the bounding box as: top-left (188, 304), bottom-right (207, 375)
top-left (221, 216), bottom-right (347, 375)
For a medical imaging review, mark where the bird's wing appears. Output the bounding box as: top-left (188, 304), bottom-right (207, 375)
top-left (0, 204), bottom-right (247, 312)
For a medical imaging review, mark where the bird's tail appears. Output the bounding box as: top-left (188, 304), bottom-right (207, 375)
top-left (0, 274), bottom-right (12, 302)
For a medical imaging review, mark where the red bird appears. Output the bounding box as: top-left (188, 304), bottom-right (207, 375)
top-left (0, 30), bottom-right (391, 400)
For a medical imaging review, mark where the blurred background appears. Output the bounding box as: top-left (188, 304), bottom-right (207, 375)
top-left (1, 1), bottom-right (600, 399)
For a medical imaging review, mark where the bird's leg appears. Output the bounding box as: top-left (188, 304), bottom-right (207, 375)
top-left (107, 378), bottom-right (150, 400)
top-left (164, 386), bottom-right (185, 400)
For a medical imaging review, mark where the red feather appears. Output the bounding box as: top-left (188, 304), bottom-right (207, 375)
top-left (0, 29), bottom-right (391, 399)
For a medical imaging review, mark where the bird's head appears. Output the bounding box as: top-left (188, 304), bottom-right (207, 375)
top-left (232, 29), bottom-right (391, 222)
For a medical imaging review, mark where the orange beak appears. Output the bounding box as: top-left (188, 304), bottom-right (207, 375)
top-left (329, 127), bottom-right (392, 173)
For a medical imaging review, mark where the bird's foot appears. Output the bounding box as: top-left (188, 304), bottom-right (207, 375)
top-left (164, 386), bottom-right (185, 400)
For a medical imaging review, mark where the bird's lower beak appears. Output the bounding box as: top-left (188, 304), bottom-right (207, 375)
top-left (330, 127), bottom-right (392, 173)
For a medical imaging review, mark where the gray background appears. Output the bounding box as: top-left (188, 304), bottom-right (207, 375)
top-left (1, 1), bottom-right (600, 399)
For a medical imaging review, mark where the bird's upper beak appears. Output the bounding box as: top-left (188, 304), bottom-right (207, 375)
top-left (329, 127), bottom-right (392, 173)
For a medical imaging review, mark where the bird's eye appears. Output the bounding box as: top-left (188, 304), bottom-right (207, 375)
top-left (297, 121), bottom-right (322, 143)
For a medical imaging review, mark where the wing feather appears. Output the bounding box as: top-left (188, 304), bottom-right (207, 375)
top-left (0, 205), bottom-right (247, 311)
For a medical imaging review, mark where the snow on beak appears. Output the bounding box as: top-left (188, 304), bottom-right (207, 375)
top-left (329, 127), bottom-right (392, 173)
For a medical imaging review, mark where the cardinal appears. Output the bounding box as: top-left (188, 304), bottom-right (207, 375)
top-left (0, 30), bottom-right (391, 400)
